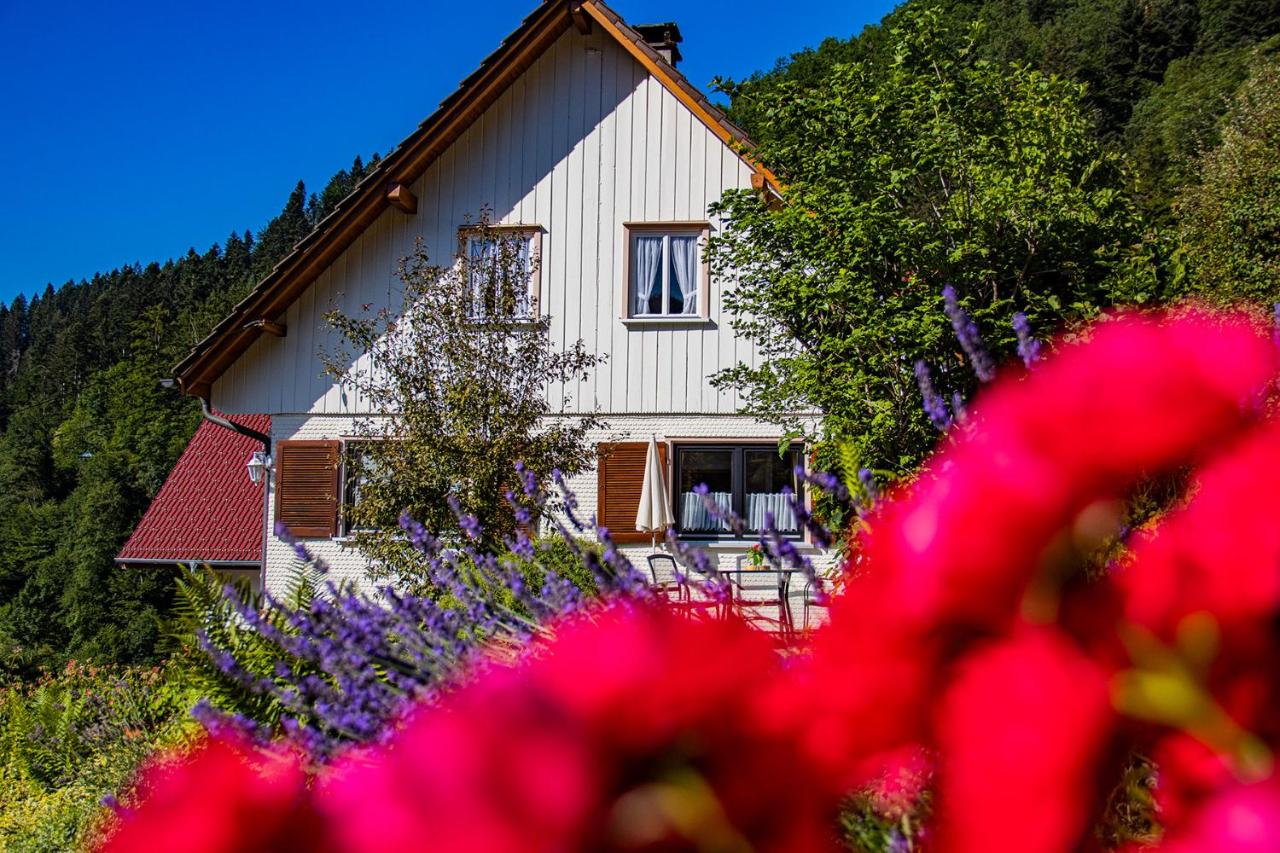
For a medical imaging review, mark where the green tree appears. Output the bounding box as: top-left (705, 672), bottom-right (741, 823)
top-left (708, 5), bottom-right (1148, 472)
top-left (322, 219), bottom-right (602, 584)
top-left (1124, 40), bottom-right (1278, 217)
top-left (1176, 53), bottom-right (1280, 303)
top-left (0, 154), bottom-right (380, 672)
top-left (251, 180), bottom-right (311, 281)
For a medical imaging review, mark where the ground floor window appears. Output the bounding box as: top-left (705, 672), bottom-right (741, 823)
top-left (674, 443), bottom-right (804, 538)
top-left (340, 440), bottom-right (380, 536)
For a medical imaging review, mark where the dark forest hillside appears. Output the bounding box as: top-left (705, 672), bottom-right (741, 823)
top-left (0, 156), bottom-right (378, 676)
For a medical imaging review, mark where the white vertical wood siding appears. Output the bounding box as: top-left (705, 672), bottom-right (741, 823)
top-left (212, 28), bottom-right (761, 416)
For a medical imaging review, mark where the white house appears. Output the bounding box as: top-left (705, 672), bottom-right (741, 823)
top-left (161, 0), bottom-right (829, 599)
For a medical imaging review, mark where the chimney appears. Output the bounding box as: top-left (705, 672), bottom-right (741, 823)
top-left (634, 22), bottom-right (683, 67)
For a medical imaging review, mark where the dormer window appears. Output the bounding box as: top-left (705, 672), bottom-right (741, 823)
top-left (624, 223), bottom-right (709, 321)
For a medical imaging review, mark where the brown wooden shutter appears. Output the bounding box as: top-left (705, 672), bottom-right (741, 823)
top-left (597, 441), bottom-right (669, 544)
top-left (275, 440), bottom-right (340, 538)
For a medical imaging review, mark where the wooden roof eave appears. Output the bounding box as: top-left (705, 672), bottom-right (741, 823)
top-left (174, 0), bottom-right (573, 397)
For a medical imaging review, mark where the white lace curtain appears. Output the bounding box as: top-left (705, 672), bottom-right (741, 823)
top-left (670, 235), bottom-right (699, 315)
top-left (745, 493), bottom-right (797, 532)
top-left (633, 235), bottom-right (664, 315)
top-left (680, 491), bottom-right (732, 531)
top-left (679, 492), bottom-right (797, 532)
top-left (467, 235), bottom-right (532, 319)
top-left (468, 238), bottom-right (491, 318)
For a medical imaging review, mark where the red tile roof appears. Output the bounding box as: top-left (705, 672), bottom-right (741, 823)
top-left (117, 414), bottom-right (270, 565)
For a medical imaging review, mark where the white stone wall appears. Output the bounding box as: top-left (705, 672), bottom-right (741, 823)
top-left (263, 412), bottom-right (836, 629)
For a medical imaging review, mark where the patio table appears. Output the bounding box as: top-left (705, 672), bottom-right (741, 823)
top-left (723, 557), bottom-right (801, 636)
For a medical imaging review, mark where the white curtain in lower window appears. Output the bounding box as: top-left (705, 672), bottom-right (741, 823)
top-left (633, 236), bottom-right (664, 315)
top-left (670, 235), bottom-right (699, 314)
top-left (746, 492), bottom-right (798, 532)
top-left (680, 491), bottom-right (732, 531)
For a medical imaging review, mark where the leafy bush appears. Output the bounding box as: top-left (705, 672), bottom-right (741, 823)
top-left (1176, 50), bottom-right (1280, 303)
top-left (707, 3), bottom-right (1150, 473)
top-left (0, 662), bottom-right (191, 851)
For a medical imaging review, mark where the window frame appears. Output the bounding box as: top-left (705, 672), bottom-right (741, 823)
top-left (671, 441), bottom-right (806, 541)
top-left (621, 222), bottom-right (711, 322)
top-left (456, 224), bottom-right (543, 322)
top-left (338, 438), bottom-right (380, 538)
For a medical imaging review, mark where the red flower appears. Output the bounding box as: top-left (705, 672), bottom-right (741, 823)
top-left (933, 627), bottom-right (1115, 853)
top-left (1118, 418), bottom-right (1280, 647)
top-left (105, 308), bottom-right (1280, 852)
top-left (803, 310), bottom-right (1276, 780)
top-left (1148, 733), bottom-right (1240, 829)
top-left (854, 310), bottom-right (1275, 636)
top-left (1139, 781), bottom-right (1280, 853)
top-left (100, 738), bottom-right (334, 853)
top-left (319, 603), bottom-right (847, 853)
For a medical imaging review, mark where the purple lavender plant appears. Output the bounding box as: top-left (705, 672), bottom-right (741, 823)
top-left (914, 360), bottom-right (952, 431)
top-left (1012, 311), bottom-right (1042, 367)
top-left (193, 472), bottom-right (653, 759)
top-left (942, 285), bottom-right (996, 382)
top-left (194, 463), bottom-right (844, 760)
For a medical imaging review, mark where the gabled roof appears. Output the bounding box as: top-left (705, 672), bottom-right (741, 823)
top-left (116, 414), bottom-right (271, 565)
top-left (173, 0), bottom-right (775, 398)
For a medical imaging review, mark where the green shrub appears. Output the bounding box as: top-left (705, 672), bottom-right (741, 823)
top-left (0, 662), bottom-right (191, 851)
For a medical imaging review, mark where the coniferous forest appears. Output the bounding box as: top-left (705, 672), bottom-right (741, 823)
top-left (0, 157), bottom-right (379, 675)
top-left (2, 0), bottom-right (1279, 676)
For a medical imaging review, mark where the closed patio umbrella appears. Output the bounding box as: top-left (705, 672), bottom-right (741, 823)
top-left (635, 434), bottom-right (674, 549)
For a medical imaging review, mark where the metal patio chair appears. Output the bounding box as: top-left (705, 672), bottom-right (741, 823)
top-left (645, 553), bottom-right (686, 603)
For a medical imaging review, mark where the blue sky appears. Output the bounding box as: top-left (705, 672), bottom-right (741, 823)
top-left (0, 1), bottom-right (895, 306)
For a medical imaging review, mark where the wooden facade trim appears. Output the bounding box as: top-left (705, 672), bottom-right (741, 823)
top-left (385, 183), bottom-right (418, 214)
top-left (570, 1), bottom-right (593, 34)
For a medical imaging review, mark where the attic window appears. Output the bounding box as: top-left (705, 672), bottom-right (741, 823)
top-left (624, 223), bottom-right (709, 321)
top-left (461, 227), bottom-right (542, 321)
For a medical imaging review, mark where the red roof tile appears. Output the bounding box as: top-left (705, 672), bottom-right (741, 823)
top-left (117, 414), bottom-right (270, 565)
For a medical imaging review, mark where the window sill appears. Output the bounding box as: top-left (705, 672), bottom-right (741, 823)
top-left (332, 533), bottom-right (381, 545)
top-left (621, 317), bottom-right (715, 329)
top-left (669, 538), bottom-right (820, 552)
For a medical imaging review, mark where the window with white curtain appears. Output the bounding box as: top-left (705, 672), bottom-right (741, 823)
top-left (464, 229), bottom-right (539, 321)
top-left (627, 226), bottom-right (705, 318)
top-left (673, 443), bottom-right (805, 538)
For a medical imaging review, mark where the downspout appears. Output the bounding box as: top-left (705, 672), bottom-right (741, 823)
top-left (198, 395), bottom-right (270, 455)
top-left (257, 450), bottom-right (272, 601)
top-left (194, 392), bottom-right (272, 596)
